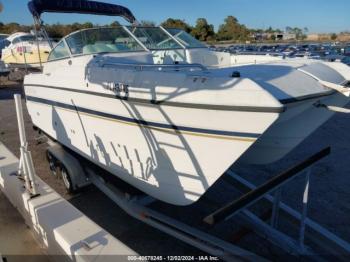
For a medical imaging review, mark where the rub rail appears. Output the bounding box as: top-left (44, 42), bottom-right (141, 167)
top-left (101, 62), bottom-right (208, 71)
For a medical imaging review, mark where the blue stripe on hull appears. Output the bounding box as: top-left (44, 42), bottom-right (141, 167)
top-left (26, 95), bottom-right (261, 139)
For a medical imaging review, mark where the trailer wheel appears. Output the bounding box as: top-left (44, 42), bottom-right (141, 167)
top-left (46, 151), bottom-right (58, 176)
top-left (60, 165), bottom-right (74, 193)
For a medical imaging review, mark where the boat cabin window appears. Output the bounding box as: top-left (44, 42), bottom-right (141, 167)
top-left (166, 29), bottom-right (207, 49)
top-left (12, 37), bottom-right (21, 45)
top-left (12, 35), bottom-right (36, 45)
top-left (19, 35), bottom-right (36, 42)
top-left (127, 26), bottom-right (182, 50)
top-left (48, 41), bottom-right (70, 61)
top-left (65, 27), bottom-right (145, 55)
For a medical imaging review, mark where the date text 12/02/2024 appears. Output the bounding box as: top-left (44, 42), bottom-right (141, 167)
top-left (127, 255), bottom-right (220, 261)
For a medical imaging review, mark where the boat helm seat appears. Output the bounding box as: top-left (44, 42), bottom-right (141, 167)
top-left (83, 43), bottom-right (132, 55)
top-left (83, 45), bottom-right (98, 54)
top-left (106, 44), bottom-right (120, 52)
top-left (83, 44), bottom-right (115, 54)
top-left (94, 43), bottom-right (115, 53)
top-left (100, 53), bottom-right (155, 64)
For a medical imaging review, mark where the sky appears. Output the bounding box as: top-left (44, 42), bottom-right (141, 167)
top-left (0, 0), bottom-right (349, 33)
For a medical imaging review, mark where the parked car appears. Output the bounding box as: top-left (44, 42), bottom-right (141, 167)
top-left (0, 60), bottom-right (10, 78)
top-left (341, 56), bottom-right (350, 66)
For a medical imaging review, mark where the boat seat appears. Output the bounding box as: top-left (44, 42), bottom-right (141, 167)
top-left (104, 44), bottom-right (119, 52)
top-left (83, 45), bottom-right (98, 54)
top-left (83, 43), bottom-right (130, 54)
top-left (94, 43), bottom-right (115, 53)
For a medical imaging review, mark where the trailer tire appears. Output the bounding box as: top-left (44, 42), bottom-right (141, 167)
top-left (60, 164), bottom-right (74, 194)
top-left (46, 144), bottom-right (91, 192)
top-left (46, 151), bottom-right (58, 176)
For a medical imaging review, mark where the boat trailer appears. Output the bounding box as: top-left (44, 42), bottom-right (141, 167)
top-left (15, 95), bottom-right (350, 261)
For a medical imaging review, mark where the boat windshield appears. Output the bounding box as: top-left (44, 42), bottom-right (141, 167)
top-left (64, 27), bottom-right (145, 55)
top-left (126, 26), bottom-right (182, 50)
top-left (55, 26), bottom-right (207, 59)
top-left (166, 29), bottom-right (207, 49)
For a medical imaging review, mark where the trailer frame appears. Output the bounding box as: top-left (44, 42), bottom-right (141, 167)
top-left (45, 140), bottom-right (350, 261)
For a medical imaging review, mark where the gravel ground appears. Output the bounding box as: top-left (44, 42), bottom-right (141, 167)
top-left (1, 78), bottom-right (350, 260)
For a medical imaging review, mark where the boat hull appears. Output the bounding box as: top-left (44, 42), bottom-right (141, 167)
top-left (24, 84), bottom-right (279, 205)
top-left (2, 50), bottom-right (49, 68)
top-left (239, 92), bottom-right (349, 164)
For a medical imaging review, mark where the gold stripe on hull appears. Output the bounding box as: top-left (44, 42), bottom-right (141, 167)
top-left (28, 100), bottom-right (258, 142)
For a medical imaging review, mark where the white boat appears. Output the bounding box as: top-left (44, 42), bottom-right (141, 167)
top-left (1, 32), bottom-right (52, 68)
top-left (24, 0), bottom-right (350, 205)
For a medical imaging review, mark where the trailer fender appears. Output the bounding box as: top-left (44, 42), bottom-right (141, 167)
top-left (46, 144), bottom-right (91, 190)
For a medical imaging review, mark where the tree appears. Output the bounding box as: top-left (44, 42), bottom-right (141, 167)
top-left (0, 1), bottom-right (3, 13)
top-left (82, 22), bottom-right (94, 29)
top-left (285, 26), bottom-right (293, 34)
top-left (331, 33), bottom-right (338, 41)
top-left (161, 18), bottom-right (192, 33)
top-left (0, 22), bottom-right (31, 34)
top-left (217, 16), bottom-right (250, 41)
top-left (275, 28), bottom-right (282, 33)
top-left (190, 18), bottom-right (215, 41)
top-left (266, 26), bottom-right (274, 33)
top-left (45, 23), bottom-right (65, 39)
top-left (285, 26), bottom-right (307, 40)
top-left (140, 20), bottom-right (156, 26)
top-left (293, 27), bottom-right (303, 39)
top-left (110, 21), bottom-right (121, 27)
top-left (45, 22), bottom-right (94, 39)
